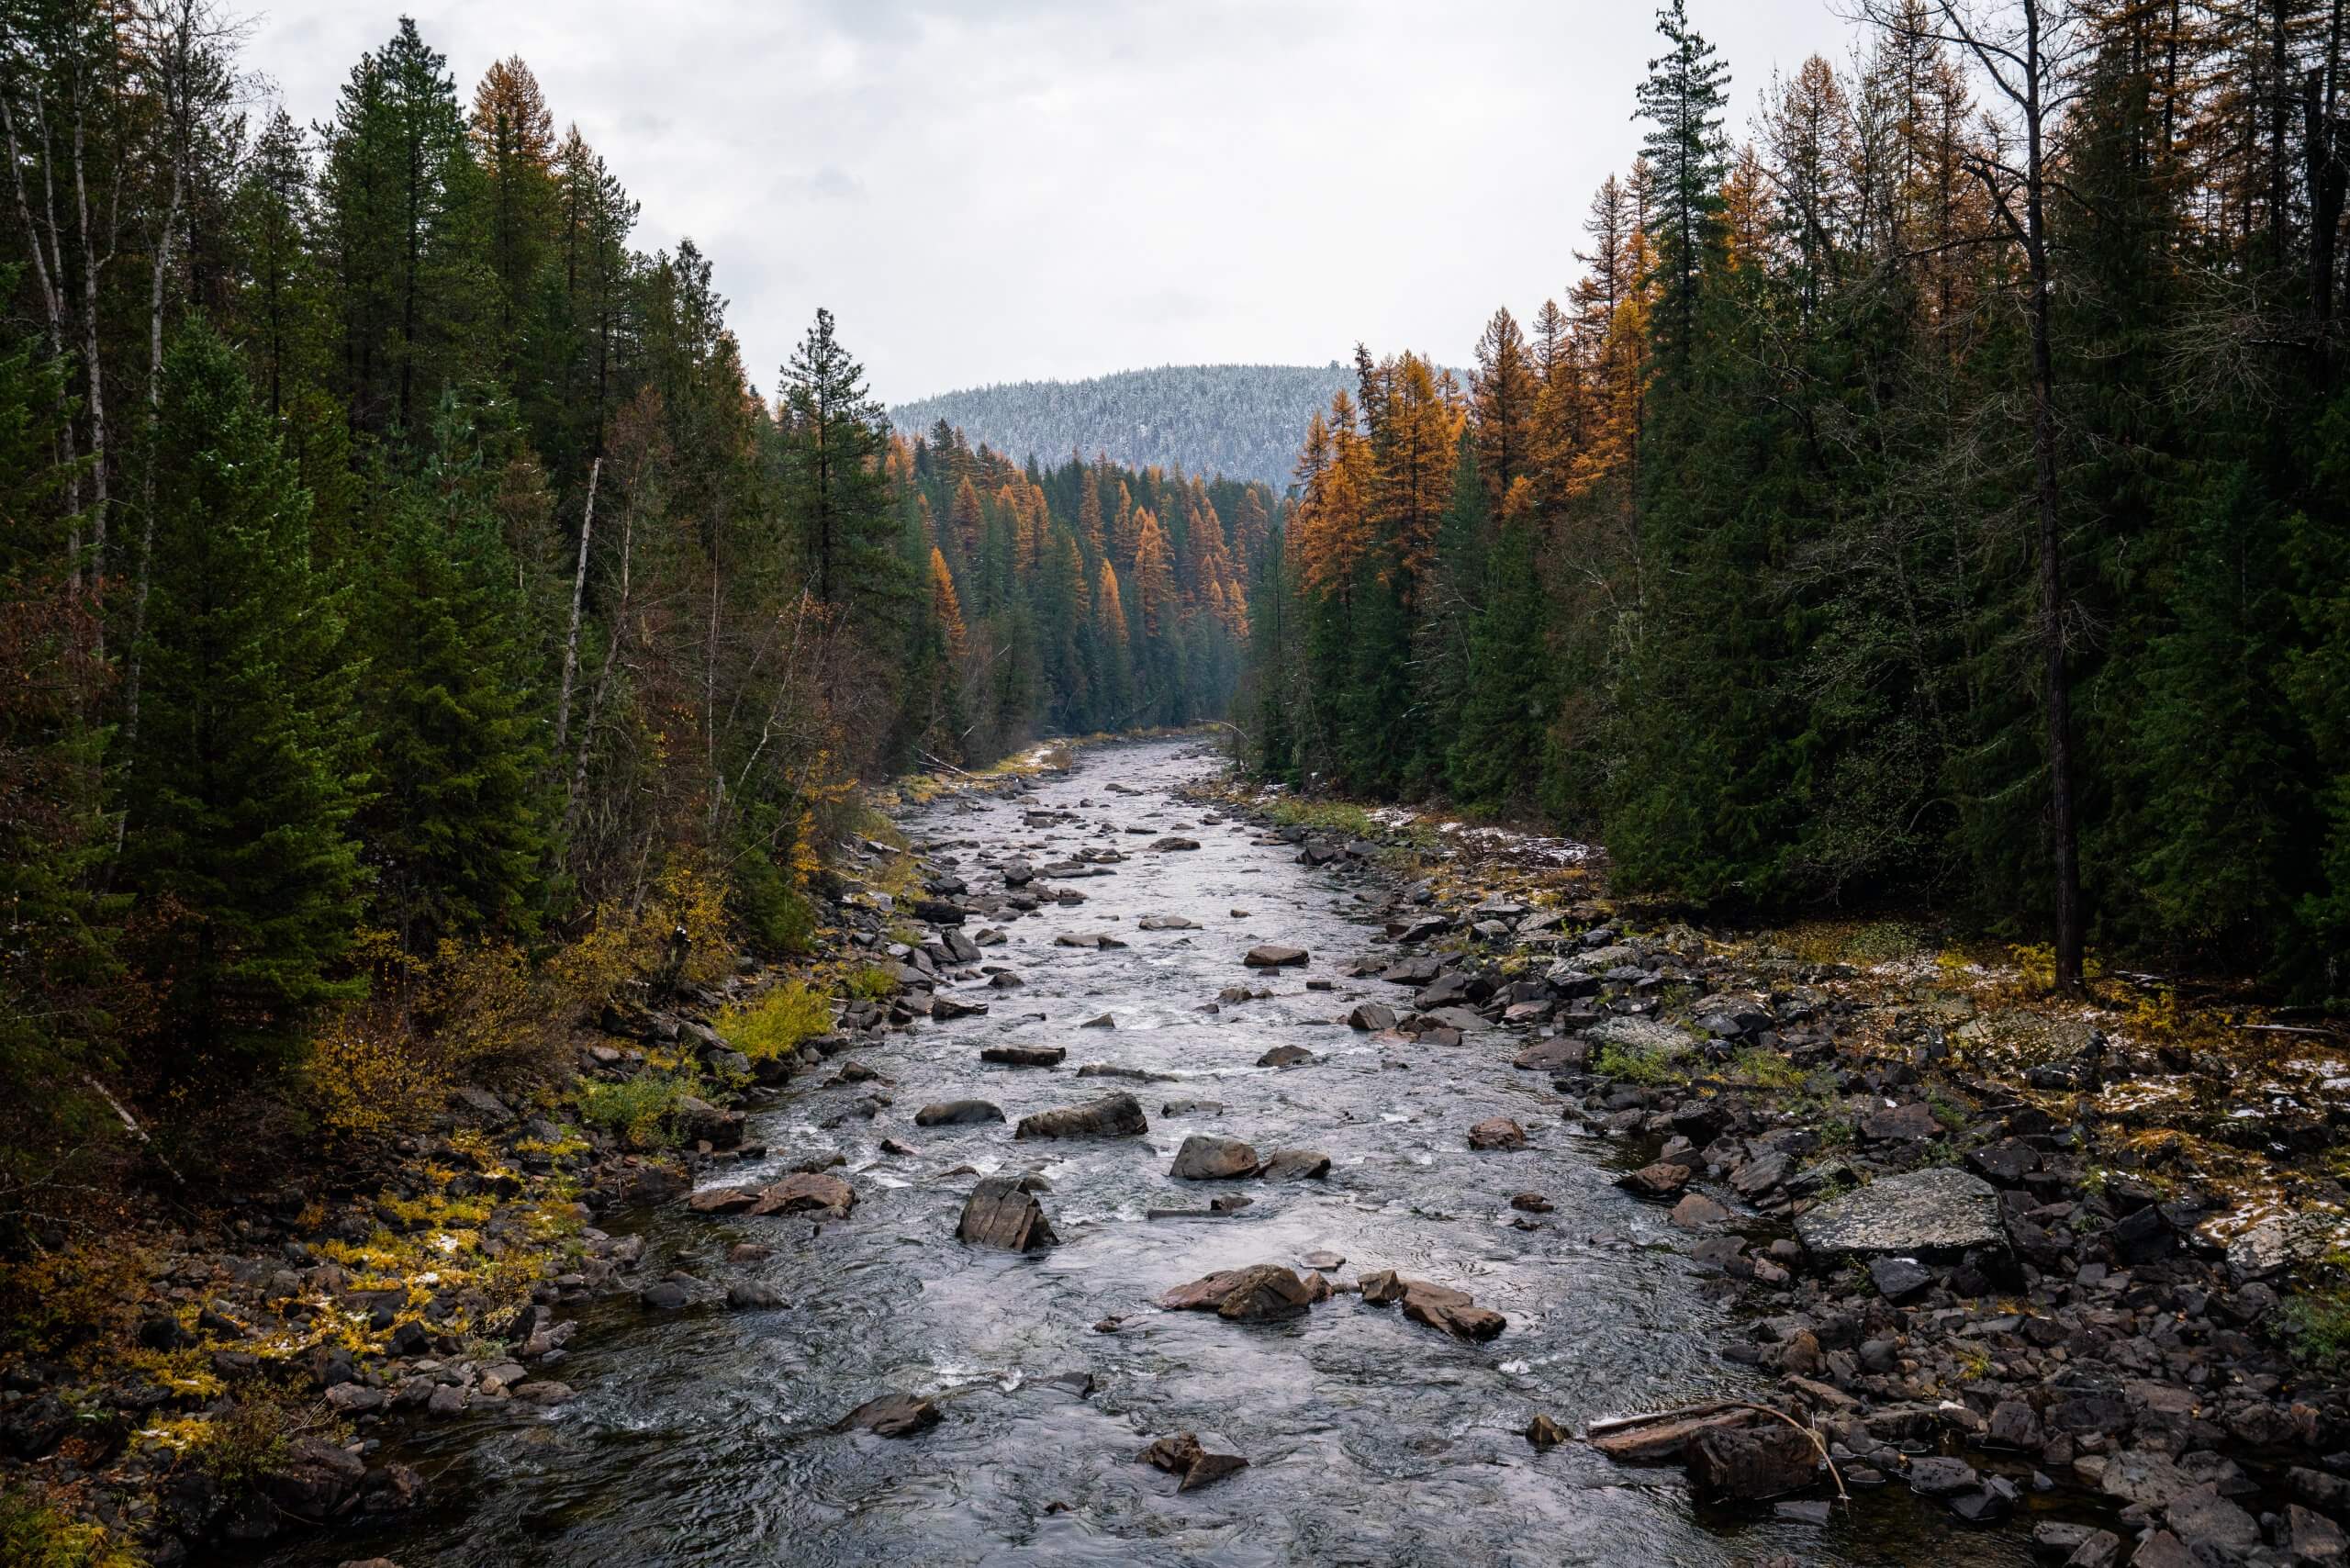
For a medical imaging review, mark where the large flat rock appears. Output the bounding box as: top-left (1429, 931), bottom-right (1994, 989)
top-left (1795, 1167), bottom-right (2001, 1258)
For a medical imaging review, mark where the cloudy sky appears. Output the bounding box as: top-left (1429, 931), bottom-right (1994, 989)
top-left (245, 0), bottom-right (1855, 406)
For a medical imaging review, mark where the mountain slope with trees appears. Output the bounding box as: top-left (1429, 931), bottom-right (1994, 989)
top-left (891, 363), bottom-right (1358, 489)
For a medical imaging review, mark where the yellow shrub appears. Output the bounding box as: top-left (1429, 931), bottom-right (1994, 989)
top-left (716, 981), bottom-right (831, 1060)
top-left (308, 1014), bottom-right (448, 1140)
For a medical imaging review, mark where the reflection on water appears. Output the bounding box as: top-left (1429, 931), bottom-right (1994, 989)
top-left (250, 740), bottom-right (2038, 1567)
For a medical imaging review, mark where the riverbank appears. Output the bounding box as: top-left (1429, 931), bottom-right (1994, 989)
top-left (1192, 775), bottom-right (2350, 1564)
top-left (0, 750), bottom-right (1071, 1567)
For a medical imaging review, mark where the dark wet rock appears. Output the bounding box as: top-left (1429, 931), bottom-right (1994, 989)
top-left (1260, 1147), bottom-right (1331, 1181)
top-left (1014, 1092), bottom-right (1147, 1139)
top-left (1170, 1135), bottom-right (1260, 1180)
top-left (1686, 1423), bottom-right (1818, 1500)
top-left (1511, 1191), bottom-right (1553, 1213)
top-left (957, 1175), bottom-right (1058, 1251)
top-left (914, 1099), bottom-right (1004, 1126)
top-left (1907, 1455), bottom-right (1979, 1498)
top-left (1617, 1161), bottom-right (1691, 1196)
top-left (929, 994), bottom-right (989, 1021)
top-left (1257, 1045), bottom-right (1315, 1068)
top-left (639, 1281), bottom-right (689, 1310)
top-left (1079, 1013), bottom-right (1117, 1028)
top-left (1244, 944), bottom-right (1309, 968)
top-left (726, 1282), bottom-right (787, 1310)
top-left (2060, 1530), bottom-right (2124, 1567)
top-left (1468, 1117), bottom-right (1526, 1150)
top-left (674, 1095), bottom-right (746, 1148)
top-left (1526, 1414), bottom-right (1566, 1448)
top-left (838, 1394), bottom-right (940, 1438)
top-left (1795, 1167), bottom-right (2001, 1257)
top-left (1868, 1256), bottom-right (1935, 1303)
top-left (1138, 1431), bottom-right (1248, 1490)
top-left (981, 1045), bottom-right (1064, 1067)
top-left (1358, 1270), bottom-right (1505, 1340)
top-left (1347, 1002), bottom-right (1398, 1031)
top-left (261, 1434), bottom-right (369, 1519)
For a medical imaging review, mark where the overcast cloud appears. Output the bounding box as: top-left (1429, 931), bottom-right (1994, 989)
top-left (244, 1), bottom-right (1855, 406)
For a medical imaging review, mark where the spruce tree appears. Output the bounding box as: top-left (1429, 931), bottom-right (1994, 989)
top-left (357, 391), bottom-right (551, 952)
top-left (124, 325), bottom-right (369, 1065)
top-left (781, 308), bottom-right (907, 628)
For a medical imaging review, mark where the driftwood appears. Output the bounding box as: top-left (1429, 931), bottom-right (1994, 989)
top-left (1583, 1399), bottom-right (1850, 1505)
top-left (82, 1074), bottom-right (183, 1184)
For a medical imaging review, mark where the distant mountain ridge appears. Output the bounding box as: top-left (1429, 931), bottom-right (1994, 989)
top-left (890, 363), bottom-right (1355, 489)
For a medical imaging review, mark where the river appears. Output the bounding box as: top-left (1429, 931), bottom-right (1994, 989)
top-left (254, 737), bottom-right (2034, 1567)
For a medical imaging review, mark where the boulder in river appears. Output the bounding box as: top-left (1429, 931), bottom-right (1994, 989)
top-left (749, 1171), bottom-right (856, 1219)
top-left (1259, 1148), bottom-right (1331, 1181)
top-left (980, 1045), bottom-right (1064, 1067)
top-left (1158, 1263), bottom-right (1315, 1320)
top-left (1138, 1431), bottom-right (1248, 1491)
top-left (1170, 1135), bottom-right (1260, 1180)
top-left (1794, 1166), bottom-right (2001, 1258)
top-left (1347, 1002), bottom-right (1398, 1031)
top-left (1467, 1117), bottom-right (1526, 1150)
top-left (1358, 1270), bottom-right (1506, 1341)
top-left (1512, 1036), bottom-right (1590, 1072)
top-left (1014, 1092), bottom-right (1147, 1139)
top-left (838, 1394), bottom-right (940, 1438)
top-left (1257, 1045), bottom-right (1315, 1068)
top-left (914, 1099), bottom-right (1004, 1126)
top-left (957, 1175), bottom-right (1058, 1251)
top-left (1244, 944), bottom-right (1309, 968)
top-left (1139, 913), bottom-right (1200, 930)
top-left (1686, 1423), bottom-right (1819, 1500)
top-left (1150, 837), bottom-right (1202, 852)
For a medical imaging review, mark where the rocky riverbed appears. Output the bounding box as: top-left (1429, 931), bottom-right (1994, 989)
top-left (54, 734), bottom-right (2344, 1567)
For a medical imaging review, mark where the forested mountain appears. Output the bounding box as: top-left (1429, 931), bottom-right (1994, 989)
top-left (0, 14), bottom-right (1260, 1173)
top-left (891, 364), bottom-right (1355, 489)
top-left (1242, 0), bottom-right (2350, 1001)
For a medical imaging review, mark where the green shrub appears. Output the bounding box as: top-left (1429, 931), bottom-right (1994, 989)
top-left (845, 965), bottom-right (898, 1001)
top-left (714, 981), bottom-right (831, 1061)
top-left (1594, 1043), bottom-right (1687, 1086)
top-left (1729, 1047), bottom-right (1805, 1090)
top-left (2280, 1292), bottom-right (2350, 1370)
top-left (576, 1070), bottom-right (704, 1150)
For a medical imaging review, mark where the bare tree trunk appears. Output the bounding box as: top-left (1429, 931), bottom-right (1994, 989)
top-left (70, 73), bottom-right (108, 644)
top-left (554, 457), bottom-right (599, 751)
top-left (562, 496), bottom-right (632, 850)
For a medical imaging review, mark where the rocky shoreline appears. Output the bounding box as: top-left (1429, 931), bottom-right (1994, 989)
top-left (1187, 776), bottom-right (2350, 1567)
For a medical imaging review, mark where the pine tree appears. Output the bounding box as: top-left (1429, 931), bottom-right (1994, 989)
top-left (780, 307), bottom-right (905, 625)
top-left (356, 390), bottom-right (552, 952)
top-left (1635, 0), bottom-right (1731, 361)
top-left (123, 325), bottom-right (368, 1064)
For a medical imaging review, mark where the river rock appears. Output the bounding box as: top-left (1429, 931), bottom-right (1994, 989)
top-left (1170, 1135), bottom-right (1260, 1180)
top-left (1512, 1036), bottom-right (1590, 1072)
top-left (1358, 1270), bottom-right (1505, 1340)
top-left (929, 995), bottom-right (989, 1021)
top-left (2163, 1483), bottom-right (2259, 1551)
top-left (1257, 1045), bottom-right (1315, 1068)
top-left (1670, 1193), bottom-right (1736, 1229)
top-left (839, 1394), bottom-right (940, 1438)
top-left (1686, 1423), bottom-right (1818, 1500)
top-left (1138, 1431), bottom-right (1248, 1491)
top-left (1468, 1117), bottom-right (1526, 1150)
top-left (725, 1281), bottom-right (787, 1310)
top-left (750, 1171), bottom-right (856, 1218)
top-left (1158, 1264), bottom-right (1314, 1320)
top-left (1014, 1092), bottom-right (1147, 1139)
top-left (1244, 944), bottom-right (1309, 968)
top-left (980, 1045), bottom-right (1064, 1067)
top-left (687, 1185), bottom-right (760, 1215)
top-left (1139, 913), bottom-right (1200, 930)
top-left (914, 1099), bottom-right (1004, 1126)
top-left (1617, 1161), bottom-right (1691, 1196)
top-left (1151, 836), bottom-right (1202, 852)
top-left (1794, 1166), bottom-right (2001, 1258)
top-left (957, 1175), bottom-right (1058, 1251)
top-left (1260, 1147), bottom-right (1331, 1181)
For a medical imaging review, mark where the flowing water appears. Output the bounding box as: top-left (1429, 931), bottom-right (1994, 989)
top-left (253, 738), bottom-right (2043, 1567)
